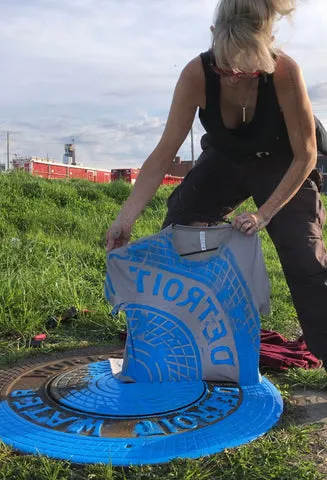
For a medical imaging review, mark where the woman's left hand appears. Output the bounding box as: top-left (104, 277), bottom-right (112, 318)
top-left (231, 211), bottom-right (270, 236)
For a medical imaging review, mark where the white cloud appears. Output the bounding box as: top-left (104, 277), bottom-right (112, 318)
top-left (0, 0), bottom-right (326, 169)
top-left (309, 82), bottom-right (327, 102)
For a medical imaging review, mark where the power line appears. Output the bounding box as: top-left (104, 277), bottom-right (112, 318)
top-left (123, 123), bottom-right (166, 139)
top-left (2, 123), bottom-right (168, 166)
top-left (76, 122), bottom-right (166, 139)
top-left (12, 139), bottom-right (65, 145)
top-left (71, 120), bottom-right (125, 140)
top-left (8, 122), bottom-right (166, 143)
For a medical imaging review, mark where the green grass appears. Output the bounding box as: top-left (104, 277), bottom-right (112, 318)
top-left (0, 171), bottom-right (326, 479)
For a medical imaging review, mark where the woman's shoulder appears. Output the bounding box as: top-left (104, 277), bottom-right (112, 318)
top-left (272, 51), bottom-right (312, 120)
top-left (181, 55), bottom-right (205, 79)
top-left (178, 55), bottom-right (206, 92)
top-left (273, 51), bottom-right (302, 82)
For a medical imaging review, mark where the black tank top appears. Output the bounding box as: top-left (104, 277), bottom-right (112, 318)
top-left (199, 50), bottom-right (293, 162)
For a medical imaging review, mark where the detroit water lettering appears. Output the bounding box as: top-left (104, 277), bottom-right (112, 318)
top-left (126, 266), bottom-right (235, 366)
top-left (135, 385), bottom-right (240, 437)
top-left (9, 389), bottom-right (104, 436)
top-left (9, 385), bottom-right (241, 438)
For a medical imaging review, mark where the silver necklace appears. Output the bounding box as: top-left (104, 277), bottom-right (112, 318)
top-left (238, 80), bottom-right (256, 123)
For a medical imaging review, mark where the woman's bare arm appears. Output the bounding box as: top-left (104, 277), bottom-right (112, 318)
top-left (115, 57), bottom-right (204, 225)
top-left (258, 53), bottom-right (317, 222)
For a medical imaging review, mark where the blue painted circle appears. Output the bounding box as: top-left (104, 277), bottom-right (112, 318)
top-left (49, 361), bottom-right (206, 416)
top-left (0, 375), bottom-right (283, 466)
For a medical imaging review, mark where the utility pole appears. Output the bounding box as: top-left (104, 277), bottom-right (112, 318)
top-left (190, 125), bottom-right (195, 167)
top-left (0, 131), bottom-right (14, 171)
top-left (6, 131), bottom-right (10, 171)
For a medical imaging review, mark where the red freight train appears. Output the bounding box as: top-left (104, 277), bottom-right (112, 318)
top-left (12, 158), bottom-right (183, 185)
top-left (111, 168), bottom-right (182, 185)
top-left (12, 157), bottom-right (112, 183)
top-left (111, 168), bottom-right (139, 184)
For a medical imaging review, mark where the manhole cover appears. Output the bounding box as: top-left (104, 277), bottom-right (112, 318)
top-left (0, 347), bottom-right (281, 465)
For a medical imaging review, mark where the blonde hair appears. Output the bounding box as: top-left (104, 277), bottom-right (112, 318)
top-left (212, 0), bottom-right (296, 73)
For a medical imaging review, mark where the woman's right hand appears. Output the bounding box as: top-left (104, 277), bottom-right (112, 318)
top-left (106, 219), bottom-right (132, 252)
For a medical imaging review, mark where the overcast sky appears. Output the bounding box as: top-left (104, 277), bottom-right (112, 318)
top-left (0, 0), bottom-right (326, 170)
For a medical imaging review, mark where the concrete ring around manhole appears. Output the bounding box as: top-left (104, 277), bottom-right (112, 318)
top-left (0, 347), bottom-right (282, 466)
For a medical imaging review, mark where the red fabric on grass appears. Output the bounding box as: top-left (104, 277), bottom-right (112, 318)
top-left (260, 329), bottom-right (321, 371)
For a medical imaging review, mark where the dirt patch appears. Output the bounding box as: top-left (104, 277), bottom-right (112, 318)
top-left (291, 390), bottom-right (327, 429)
top-left (290, 389), bottom-right (327, 476)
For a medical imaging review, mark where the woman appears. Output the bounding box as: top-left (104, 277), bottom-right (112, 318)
top-left (107, 0), bottom-right (327, 365)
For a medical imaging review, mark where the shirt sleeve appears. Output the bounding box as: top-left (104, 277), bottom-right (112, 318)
top-left (105, 248), bottom-right (132, 312)
top-left (105, 245), bottom-right (140, 313)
